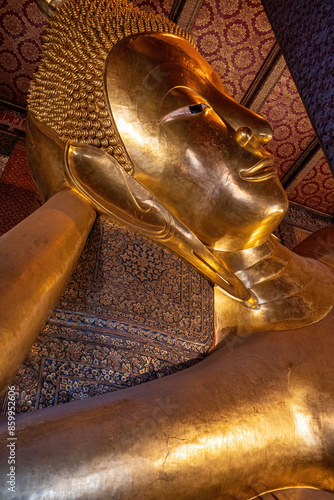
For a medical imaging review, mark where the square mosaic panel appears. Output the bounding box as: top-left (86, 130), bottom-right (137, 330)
top-left (2, 216), bottom-right (214, 414)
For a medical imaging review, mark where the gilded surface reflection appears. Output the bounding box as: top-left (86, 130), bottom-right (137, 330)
top-left (0, 0), bottom-right (333, 498)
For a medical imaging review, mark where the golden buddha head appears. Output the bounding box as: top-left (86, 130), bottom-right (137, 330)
top-left (27, 0), bottom-right (288, 301)
top-left (104, 31), bottom-right (288, 251)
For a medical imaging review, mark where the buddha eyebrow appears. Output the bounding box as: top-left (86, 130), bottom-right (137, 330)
top-left (160, 102), bottom-right (209, 122)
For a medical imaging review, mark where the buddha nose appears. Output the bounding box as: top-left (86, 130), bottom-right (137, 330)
top-left (211, 85), bottom-right (273, 149)
top-left (235, 123), bottom-right (273, 150)
top-left (226, 103), bottom-right (273, 150)
top-left (235, 127), bottom-right (253, 147)
top-left (231, 104), bottom-right (273, 150)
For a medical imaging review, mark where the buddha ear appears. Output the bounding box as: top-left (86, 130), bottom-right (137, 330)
top-left (65, 141), bottom-right (256, 306)
top-left (65, 140), bottom-right (172, 238)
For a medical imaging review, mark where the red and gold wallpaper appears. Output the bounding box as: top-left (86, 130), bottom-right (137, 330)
top-left (257, 68), bottom-right (315, 179)
top-left (0, 0), bottom-right (45, 107)
top-left (191, 0), bottom-right (276, 101)
top-left (290, 156), bottom-right (334, 215)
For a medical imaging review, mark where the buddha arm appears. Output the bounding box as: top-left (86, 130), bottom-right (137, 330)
top-left (1, 311), bottom-right (334, 499)
top-left (0, 188), bottom-right (96, 393)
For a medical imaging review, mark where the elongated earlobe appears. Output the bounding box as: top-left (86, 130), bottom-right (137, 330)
top-left (65, 141), bottom-right (256, 306)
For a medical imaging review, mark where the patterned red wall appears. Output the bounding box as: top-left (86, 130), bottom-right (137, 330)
top-left (257, 68), bottom-right (316, 179)
top-left (191, 0), bottom-right (276, 101)
top-left (0, 0), bottom-right (45, 106)
top-left (289, 156), bottom-right (334, 215)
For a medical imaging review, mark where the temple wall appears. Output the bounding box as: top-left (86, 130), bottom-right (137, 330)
top-left (261, 0), bottom-right (334, 170)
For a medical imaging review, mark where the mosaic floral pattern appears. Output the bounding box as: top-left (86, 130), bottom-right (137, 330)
top-left (0, 0), bottom-right (46, 106)
top-left (285, 203), bottom-right (332, 233)
top-left (4, 216), bottom-right (214, 414)
top-left (56, 218), bottom-right (213, 340)
top-left (274, 223), bottom-right (311, 250)
top-left (191, 0), bottom-right (276, 101)
top-left (275, 202), bottom-right (332, 249)
top-left (289, 157), bottom-right (334, 215)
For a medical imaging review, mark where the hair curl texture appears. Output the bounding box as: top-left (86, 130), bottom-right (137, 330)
top-left (28, 0), bottom-right (194, 172)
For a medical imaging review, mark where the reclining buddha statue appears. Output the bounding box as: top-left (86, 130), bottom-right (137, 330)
top-left (0, 0), bottom-right (334, 498)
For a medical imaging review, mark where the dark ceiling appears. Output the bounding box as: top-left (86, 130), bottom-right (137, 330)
top-left (0, 0), bottom-right (333, 215)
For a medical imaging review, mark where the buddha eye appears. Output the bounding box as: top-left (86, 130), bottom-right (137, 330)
top-left (188, 103), bottom-right (209, 114)
top-left (160, 102), bottom-right (209, 123)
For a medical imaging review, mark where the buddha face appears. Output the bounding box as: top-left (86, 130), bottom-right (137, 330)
top-left (105, 33), bottom-right (288, 251)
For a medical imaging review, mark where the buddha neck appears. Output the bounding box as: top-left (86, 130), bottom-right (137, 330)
top-left (212, 235), bottom-right (334, 342)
